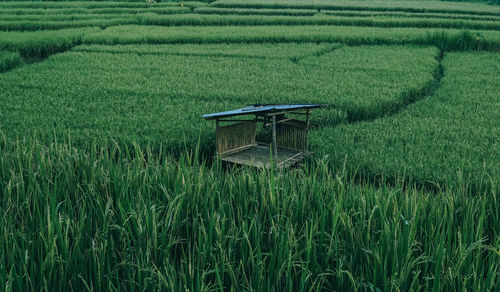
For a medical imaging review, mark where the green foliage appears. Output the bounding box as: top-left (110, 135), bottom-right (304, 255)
top-left (82, 25), bottom-right (500, 51)
top-left (0, 8), bottom-right (191, 19)
top-left (0, 2), bottom-right (498, 290)
top-left (134, 14), bottom-right (500, 31)
top-left (424, 29), bottom-right (483, 50)
top-left (194, 7), bottom-right (318, 16)
top-left (0, 7), bottom-right (192, 15)
top-left (3, 13), bottom-right (500, 32)
top-left (0, 45), bottom-right (438, 149)
top-left (1, 13), bottom-right (142, 21)
top-left (0, 18), bottom-right (137, 31)
top-left (0, 27), bottom-right (99, 58)
top-left (441, 0), bottom-right (500, 5)
top-left (71, 42), bottom-right (334, 58)
top-left (0, 1), bottom-right (206, 9)
top-left (212, 0), bottom-right (500, 16)
top-left (0, 50), bottom-right (22, 72)
top-left (319, 9), bottom-right (500, 22)
top-left (312, 52), bottom-right (500, 193)
top-left (0, 138), bottom-right (497, 291)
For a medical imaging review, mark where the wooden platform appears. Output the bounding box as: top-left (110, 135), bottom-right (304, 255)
top-left (220, 145), bottom-right (308, 169)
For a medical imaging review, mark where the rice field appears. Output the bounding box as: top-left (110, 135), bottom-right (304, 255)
top-left (0, 50), bottom-right (21, 72)
top-left (0, 0), bottom-right (499, 291)
top-left (313, 51), bottom-right (500, 193)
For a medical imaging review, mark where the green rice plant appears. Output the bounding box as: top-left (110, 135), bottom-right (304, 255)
top-left (0, 45), bottom-right (438, 149)
top-left (0, 4), bottom-right (497, 21)
top-left (88, 6), bottom-right (193, 14)
top-left (194, 7), bottom-right (318, 16)
top-left (71, 43), bottom-right (335, 59)
top-left (0, 18), bottom-right (138, 31)
top-left (0, 13), bottom-right (141, 22)
top-left (0, 137), bottom-right (497, 290)
top-left (0, 28), bottom-right (99, 58)
top-left (443, 0), bottom-right (500, 4)
top-left (0, 1), bottom-right (206, 9)
top-left (424, 29), bottom-right (482, 50)
top-left (3, 12), bottom-right (500, 32)
top-left (0, 2), bottom-right (497, 291)
top-left (212, 0), bottom-right (500, 16)
top-left (0, 7), bottom-right (192, 15)
top-left (83, 25), bottom-right (500, 51)
top-left (131, 14), bottom-right (500, 31)
top-left (319, 9), bottom-right (500, 22)
top-left (0, 50), bottom-right (22, 73)
top-left (0, 8), bottom-right (90, 15)
top-left (312, 51), bottom-right (500, 194)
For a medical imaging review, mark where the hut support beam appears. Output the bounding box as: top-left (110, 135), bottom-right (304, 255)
top-left (215, 119), bottom-right (219, 155)
top-left (272, 115), bottom-right (277, 161)
top-left (305, 110), bottom-right (310, 152)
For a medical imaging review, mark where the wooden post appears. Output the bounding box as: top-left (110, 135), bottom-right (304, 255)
top-left (305, 110), bottom-right (310, 152)
top-left (272, 114), bottom-right (277, 161)
top-left (215, 119), bottom-right (219, 156)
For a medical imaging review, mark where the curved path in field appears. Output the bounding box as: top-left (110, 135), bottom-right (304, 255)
top-left (319, 49), bottom-right (445, 127)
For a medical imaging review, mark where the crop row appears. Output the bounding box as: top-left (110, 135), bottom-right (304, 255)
top-left (1, 137), bottom-right (497, 290)
top-left (0, 24), bottom-right (495, 62)
top-left (212, 0), bottom-right (500, 17)
top-left (0, 1), bottom-right (207, 9)
top-left (0, 6), bottom-right (192, 15)
top-left (195, 7), bottom-right (500, 22)
top-left (71, 43), bottom-right (336, 59)
top-left (0, 28), bottom-right (99, 58)
top-left (319, 9), bottom-right (500, 22)
top-left (1, 13), bottom-right (150, 22)
top-left (0, 50), bottom-right (22, 73)
top-left (82, 25), bottom-right (500, 51)
top-left (0, 45), bottom-right (438, 150)
top-left (3, 13), bottom-right (500, 32)
top-left (3, 6), bottom-right (500, 23)
top-left (194, 7), bottom-right (318, 16)
top-left (312, 51), bottom-right (500, 193)
top-left (2, 0), bottom-right (498, 18)
top-left (0, 19), bottom-right (132, 32)
top-left (133, 14), bottom-right (500, 31)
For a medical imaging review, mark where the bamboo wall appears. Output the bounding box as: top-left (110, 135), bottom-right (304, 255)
top-left (217, 121), bottom-right (257, 155)
top-left (277, 120), bottom-right (307, 151)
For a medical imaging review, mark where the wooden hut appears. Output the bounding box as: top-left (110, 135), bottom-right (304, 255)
top-left (202, 104), bottom-right (323, 169)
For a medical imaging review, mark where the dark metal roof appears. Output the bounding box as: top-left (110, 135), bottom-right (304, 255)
top-left (202, 104), bottom-right (324, 120)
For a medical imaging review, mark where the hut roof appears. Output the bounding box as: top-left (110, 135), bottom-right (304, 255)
top-left (201, 104), bottom-right (323, 120)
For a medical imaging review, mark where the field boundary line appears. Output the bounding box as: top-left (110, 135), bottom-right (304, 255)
top-left (290, 43), bottom-right (343, 64)
top-left (354, 49), bottom-right (443, 125)
top-left (311, 49), bottom-right (445, 128)
top-left (70, 48), bottom-right (291, 60)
